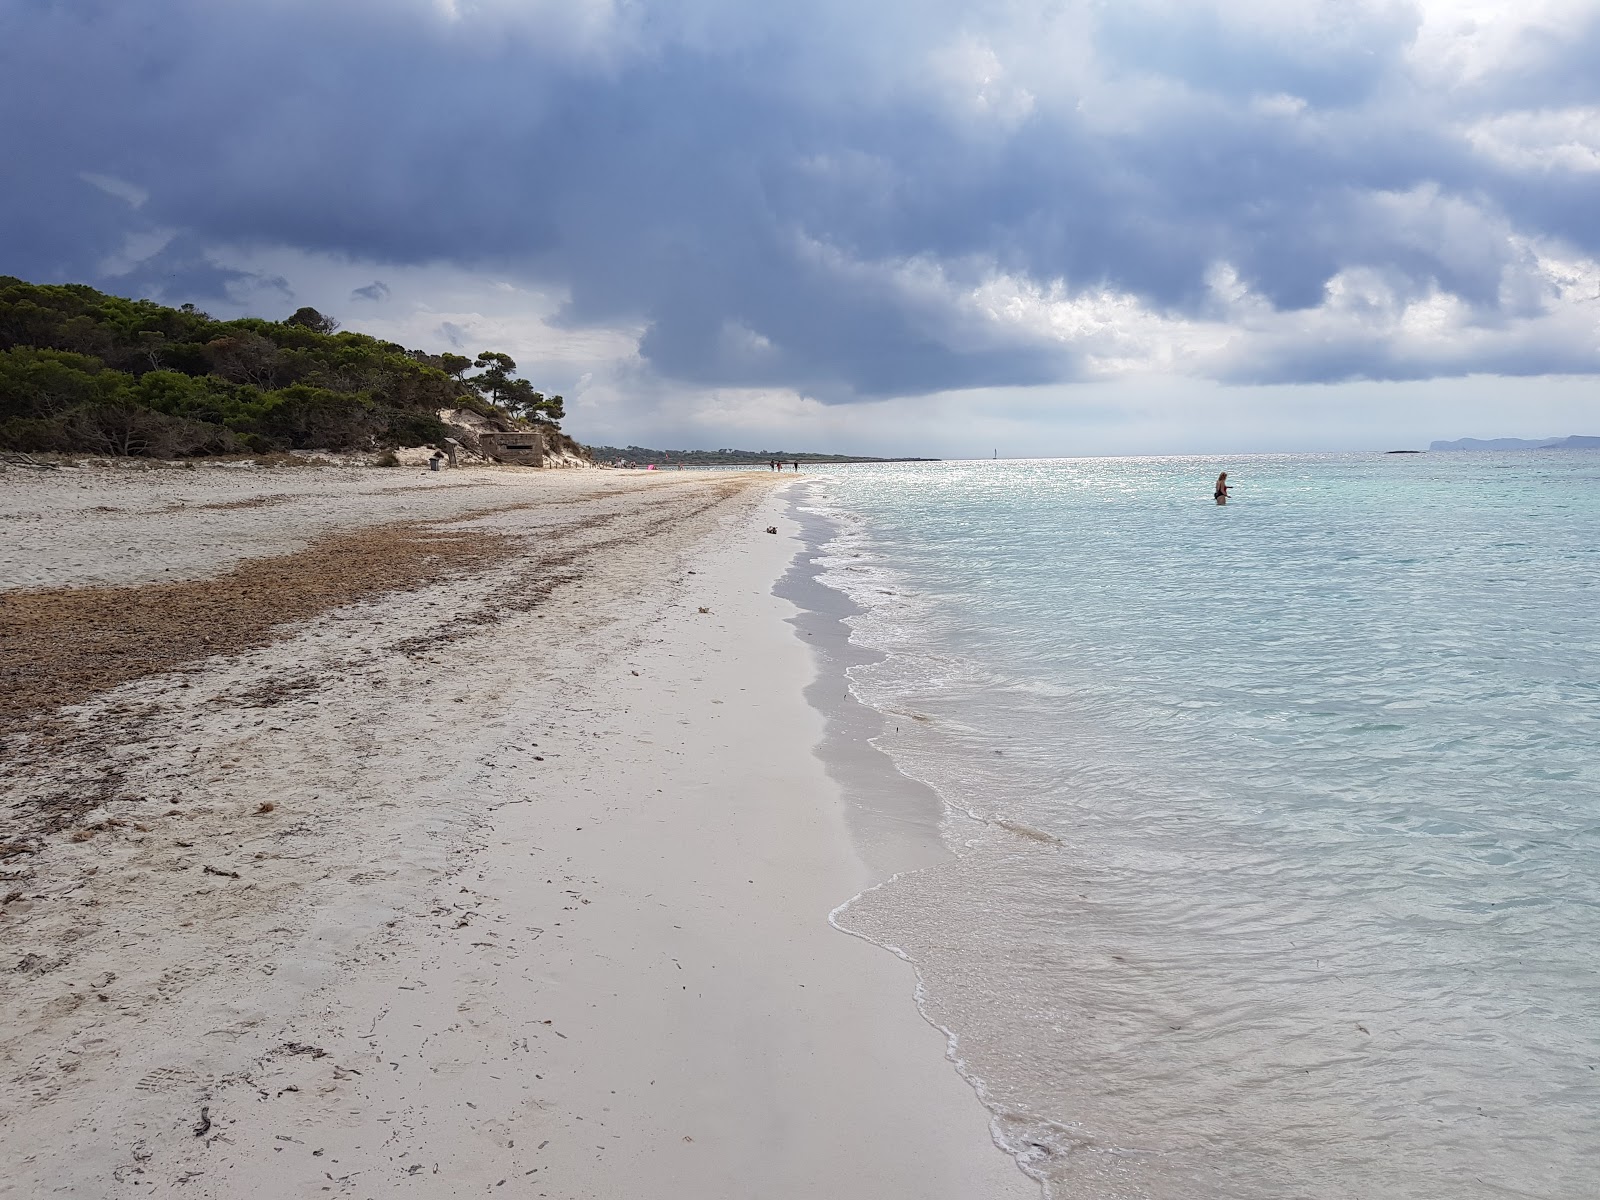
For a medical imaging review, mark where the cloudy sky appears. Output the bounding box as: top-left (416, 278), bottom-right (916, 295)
top-left (3, 0), bottom-right (1598, 454)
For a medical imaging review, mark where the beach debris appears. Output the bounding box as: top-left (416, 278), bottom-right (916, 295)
top-left (765, 526), bottom-right (777, 534)
top-left (995, 819), bottom-right (1062, 846)
top-left (202, 865), bottom-right (241, 879)
top-left (254, 802), bottom-right (275, 814)
top-left (0, 450), bottom-right (59, 470)
top-left (697, 606), bottom-right (711, 614)
top-left (280, 1042), bottom-right (329, 1058)
top-left (192, 1106), bottom-right (212, 1138)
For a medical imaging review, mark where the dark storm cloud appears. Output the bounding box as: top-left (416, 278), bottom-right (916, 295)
top-left (1, 0), bottom-right (1597, 396)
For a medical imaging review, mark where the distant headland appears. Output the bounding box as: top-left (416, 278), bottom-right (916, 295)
top-left (585, 445), bottom-right (939, 466)
top-left (0, 275), bottom-right (581, 462)
top-left (1429, 435), bottom-right (1600, 451)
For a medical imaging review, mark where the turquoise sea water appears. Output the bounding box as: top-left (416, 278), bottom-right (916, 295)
top-left (807, 453), bottom-right (1599, 1200)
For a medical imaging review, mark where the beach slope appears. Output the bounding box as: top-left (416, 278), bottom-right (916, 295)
top-left (0, 464), bottom-right (1030, 1199)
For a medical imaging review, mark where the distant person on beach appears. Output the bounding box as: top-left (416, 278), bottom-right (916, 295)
top-left (791, 461), bottom-right (799, 472)
top-left (1214, 472), bottom-right (1230, 505)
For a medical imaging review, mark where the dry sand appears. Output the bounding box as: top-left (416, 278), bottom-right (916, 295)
top-left (0, 462), bottom-right (1033, 1198)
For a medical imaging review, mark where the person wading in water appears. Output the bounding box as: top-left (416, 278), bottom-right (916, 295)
top-left (1214, 471), bottom-right (1230, 505)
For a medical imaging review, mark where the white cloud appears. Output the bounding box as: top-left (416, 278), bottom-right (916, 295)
top-left (200, 244), bottom-right (645, 378)
top-left (791, 199), bottom-right (1600, 386)
top-left (682, 386), bottom-right (830, 430)
top-left (1407, 0), bottom-right (1598, 86)
top-left (383, 0), bottom-right (649, 69)
top-left (79, 172), bottom-right (149, 209)
top-left (98, 229), bottom-right (175, 277)
top-left (1250, 92), bottom-right (1309, 118)
top-left (929, 36), bottom-right (1037, 128)
top-left (1465, 107), bottom-right (1600, 173)
top-left (963, 271), bottom-right (1222, 374)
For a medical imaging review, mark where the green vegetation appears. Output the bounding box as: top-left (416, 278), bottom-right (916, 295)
top-left (586, 445), bottom-right (939, 466)
top-left (0, 277), bottom-right (564, 458)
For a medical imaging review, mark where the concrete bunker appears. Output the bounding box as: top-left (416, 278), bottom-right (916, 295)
top-left (478, 430), bottom-right (545, 467)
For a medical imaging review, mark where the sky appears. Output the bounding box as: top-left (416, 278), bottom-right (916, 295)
top-left (2, 0), bottom-right (1597, 455)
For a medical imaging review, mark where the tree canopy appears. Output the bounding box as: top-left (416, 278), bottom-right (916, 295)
top-left (467, 352), bottom-right (564, 425)
top-left (0, 276), bottom-right (564, 457)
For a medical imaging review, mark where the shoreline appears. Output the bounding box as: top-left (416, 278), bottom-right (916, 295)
top-left (0, 465), bottom-right (1032, 1198)
top-left (780, 484), bottom-right (1061, 1197)
top-left (774, 487), bottom-right (953, 880)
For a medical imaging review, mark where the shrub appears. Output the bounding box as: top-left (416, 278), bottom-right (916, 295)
top-left (0, 415), bottom-right (73, 453)
top-left (0, 276), bottom-right (569, 457)
top-left (238, 432), bottom-right (280, 455)
top-left (67, 403), bottom-right (219, 458)
top-left (254, 386), bottom-right (380, 450)
top-left (379, 409), bottom-right (453, 448)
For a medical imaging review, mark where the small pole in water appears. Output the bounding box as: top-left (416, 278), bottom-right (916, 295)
top-left (993, 448), bottom-right (997, 459)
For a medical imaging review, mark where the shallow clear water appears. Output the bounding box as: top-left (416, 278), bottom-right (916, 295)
top-left (808, 453), bottom-right (1600, 1200)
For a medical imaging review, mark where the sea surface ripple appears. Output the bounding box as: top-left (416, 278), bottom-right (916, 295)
top-left (810, 452), bottom-right (1599, 1200)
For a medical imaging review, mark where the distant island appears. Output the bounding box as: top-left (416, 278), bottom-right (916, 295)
top-left (1429, 435), bottom-right (1600, 451)
top-left (585, 445), bottom-right (939, 466)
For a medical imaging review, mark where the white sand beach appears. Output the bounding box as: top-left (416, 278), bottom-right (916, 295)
top-left (0, 463), bottom-right (1032, 1199)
